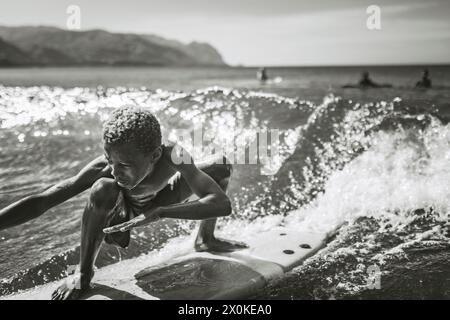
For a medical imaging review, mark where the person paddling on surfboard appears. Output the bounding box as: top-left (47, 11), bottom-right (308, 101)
top-left (0, 105), bottom-right (248, 300)
top-left (343, 71), bottom-right (392, 88)
top-left (415, 69), bottom-right (432, 88)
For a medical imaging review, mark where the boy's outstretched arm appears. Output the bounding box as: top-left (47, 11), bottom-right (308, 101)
top-left (158, 162), bottom-right (232, 220)
top-left (0, 156), bottom-right (111, 231)
top-left (158, 144), bottom-right (232, 220)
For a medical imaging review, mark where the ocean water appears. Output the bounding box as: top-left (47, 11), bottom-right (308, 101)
top-left (1, 66), bottom-right (450, 299)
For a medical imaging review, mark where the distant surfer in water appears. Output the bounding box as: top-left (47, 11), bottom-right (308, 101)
top-left (0, 105), bottom-right (247, 299)
top-left (358, 71), bottom-right (377, 87)
top-left (343, 71), bottom-right (392, 89)
top-left (415, 69), bottom-right (432, 88)
top-left (257, 67), bottom-right (268, 82)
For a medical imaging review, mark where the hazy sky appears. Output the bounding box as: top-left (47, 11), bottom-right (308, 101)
top-left (0, 0), bottom-right (449, 66)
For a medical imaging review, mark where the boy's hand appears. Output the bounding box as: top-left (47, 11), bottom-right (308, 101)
top-left (103, 208), bottom-right (162, 234)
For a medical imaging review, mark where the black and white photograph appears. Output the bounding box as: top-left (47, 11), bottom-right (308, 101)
top-left (0, 0), bottom-right (450, 303)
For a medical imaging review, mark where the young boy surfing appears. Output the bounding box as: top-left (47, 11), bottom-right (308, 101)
top-left (0, 105), bottom-right (247, 299)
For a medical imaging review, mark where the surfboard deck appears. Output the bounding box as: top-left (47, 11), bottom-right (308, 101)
top-left (3, 227), bottom-right (334, 300)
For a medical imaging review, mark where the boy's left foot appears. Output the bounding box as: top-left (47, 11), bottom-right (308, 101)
top-left (51, 275), bottom-right (90, 300)
top-left (195, 237), bottom-right (249, 252)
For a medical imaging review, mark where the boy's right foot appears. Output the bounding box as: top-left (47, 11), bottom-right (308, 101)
top-left (51, 275), bottom-right (90, 300)
top-left (195, 236), bottom-right (248, 253)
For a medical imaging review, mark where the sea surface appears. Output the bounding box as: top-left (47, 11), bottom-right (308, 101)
top-left (1, 65), bottom-right (450, 299)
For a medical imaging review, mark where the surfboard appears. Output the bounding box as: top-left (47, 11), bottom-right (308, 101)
top-left (2, 226), bottom-right (336, 300)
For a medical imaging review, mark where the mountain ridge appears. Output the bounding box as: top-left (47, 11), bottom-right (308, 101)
top-left (0, 26), bottom-right (226, 67)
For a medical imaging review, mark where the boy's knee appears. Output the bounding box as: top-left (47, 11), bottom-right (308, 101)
top-left (89, 178), bottom-right (119, 210)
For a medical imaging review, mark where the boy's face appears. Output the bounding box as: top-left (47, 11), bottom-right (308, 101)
top-left (104, 142), bottom-right (161, 190)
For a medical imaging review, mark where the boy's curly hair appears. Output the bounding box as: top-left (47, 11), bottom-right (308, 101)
top-left (102, 105), bottom-right (162, 154)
